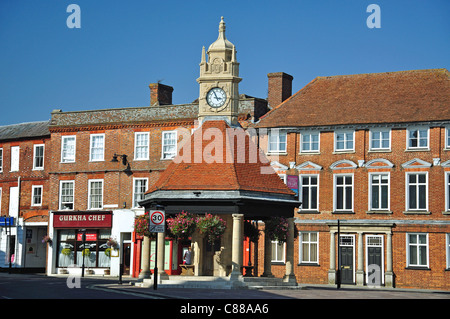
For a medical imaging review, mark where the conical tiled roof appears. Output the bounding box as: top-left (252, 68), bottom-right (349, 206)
top-left (146, 120), bottom-right (295, 196)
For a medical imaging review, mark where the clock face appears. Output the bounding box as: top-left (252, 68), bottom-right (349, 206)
top-left (206, 87), bottom-right (227, 108)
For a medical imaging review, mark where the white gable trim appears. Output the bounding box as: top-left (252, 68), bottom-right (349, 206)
top-left (364, 158), bottom-right (394, 169)
top-left (270, 161), bottom-right (289, 171)
top-left (295, 161), bottom-right (323, 171)
top-left (441, 159), bottom-right (450, 168)
top-left (330, 159), bottom-right (358, 170)
top-left (401, 158), bottom-right (432, 169)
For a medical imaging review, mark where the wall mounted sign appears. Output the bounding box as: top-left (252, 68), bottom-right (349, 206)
top-left (53, 212), bottom-right (112, 228)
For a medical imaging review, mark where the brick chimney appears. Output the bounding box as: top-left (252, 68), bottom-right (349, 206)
top-left (149, 83), bottom-right (174, 106)
top-left (267, 72), bottom-right (293, 108)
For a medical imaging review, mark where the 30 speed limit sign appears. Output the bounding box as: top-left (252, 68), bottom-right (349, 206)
top-left (149, 210), bottom-right (165, 233)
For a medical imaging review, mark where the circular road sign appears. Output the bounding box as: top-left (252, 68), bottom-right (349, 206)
top-left (150, 211), bottom-right (165, 225)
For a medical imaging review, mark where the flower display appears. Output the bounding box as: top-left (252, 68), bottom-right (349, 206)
top-left (106, 237), bottom-right (118, 249)
top-left (42, 235), bottom-right (52, 245)
top-left (265, 216), bottom-right (289, 244)
top-left (166, 211), bottom-right (197, 241)
top-left (133, 212), bottom-right (155, 238)
top-left (197, 213), bottom-right (227, 245)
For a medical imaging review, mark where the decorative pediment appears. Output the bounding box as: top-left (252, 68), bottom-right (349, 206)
top-left (270, 161), bottom-right (289, 171)
top-left (441, 159), bottom-right (450, 168)
top-left (330, 160), bottom-right (358, 170)
top-left (365, 158), bottom-right (394, 169)
top-left (295, 161), bottom-right (323, 171)
top-left (401, 158), bottom-right (432, 169)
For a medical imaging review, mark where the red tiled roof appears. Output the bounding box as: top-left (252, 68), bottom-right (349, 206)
top-left (257, 69), bottom-right (450, 128)
top-left (146, 120), bottom-right (295, 196)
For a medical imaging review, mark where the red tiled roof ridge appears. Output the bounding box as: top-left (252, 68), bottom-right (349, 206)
top-left (256, 68), bottom-right (450, 128)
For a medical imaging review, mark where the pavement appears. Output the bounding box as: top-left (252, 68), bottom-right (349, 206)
top-left (93, 277), bottom-right (450, 300)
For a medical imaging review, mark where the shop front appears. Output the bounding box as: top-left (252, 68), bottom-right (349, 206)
top-left (48, 211), bottom-right (113, 275)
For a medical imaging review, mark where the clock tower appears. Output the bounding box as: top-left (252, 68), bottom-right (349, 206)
top-left (197, 17), bottom-right (241, 126)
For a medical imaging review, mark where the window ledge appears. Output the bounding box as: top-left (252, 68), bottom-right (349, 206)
top-left (266, 152), bottom-right (287, 156)
top-left (405, 267), bottom-right (430, 271)
top-left (403, 211), bottom-right (431, 215)
top-left (298, 210), bottom-right (320, 214)
top-left (298, 151), bottom-right (320, 155)
top-left (368, 149), bottom-right (392, 153)
top-left (405, 148), bottom-right (430, 152)
top-left (298, 263), bottom-right (320, 267)
top-left (366, 210), bottom-right (392, 214)
top-left (271, 262), bottom-right (285, 266)
top-left (333, 211), bottom-right (355, 214)
top-left (442, 211), bottom-right (450, 215)
top-left (332, 150), bottom-right (355, 155)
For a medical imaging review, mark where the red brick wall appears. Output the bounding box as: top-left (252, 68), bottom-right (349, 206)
top-left (257, 125), bottom-right (450, 290)
top-left (48, 123), bottom-right (193, 211)
top-left (0, 139), bottom-right (50, 219)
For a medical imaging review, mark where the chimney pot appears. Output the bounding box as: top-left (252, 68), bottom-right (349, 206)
top-left (267, 72), bottom-right (293, 108)
top-left (149, 83), bottom-right (174, 106)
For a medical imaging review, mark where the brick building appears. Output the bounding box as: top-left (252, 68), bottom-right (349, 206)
top-left (45, 80), bottom-right (268, 276)
top-left (0, 121), bottom-right (50, 271)
top-left (1, 17), bottom-right (449, 291)
top-left (255, 68), bottom-right (450, 290)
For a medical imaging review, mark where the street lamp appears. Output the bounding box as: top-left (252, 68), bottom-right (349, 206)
top-left (111, 153), bottom-right (132, 177)
top-left (111, 153), bottom-right (128, 166)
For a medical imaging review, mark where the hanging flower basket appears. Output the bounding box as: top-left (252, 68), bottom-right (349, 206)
top-left (197, 213), bottom-right (227, 245)
top-left (134, 212), bottom-right (156, 238)
top-left (106, 237), bottom-right (118, 249)
top-left (265, 216), bottom-right (289, 244)
top-left (82, 248), bottom-right (91, 257)
top-left (244, 220), bottom-right (260, 243)
top-left (166, 211), bottom-right (197, 241)
top-left (42, 235), bottom-right (52, 246)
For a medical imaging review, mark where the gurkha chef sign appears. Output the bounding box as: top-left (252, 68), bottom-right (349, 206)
top-left (53, 212), bottom-right (112, 228)
top-left (149, 210), bottom-right (165, 233)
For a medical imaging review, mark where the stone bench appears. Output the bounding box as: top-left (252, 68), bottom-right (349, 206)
top-left (180, 264), bottom-right (195, 276)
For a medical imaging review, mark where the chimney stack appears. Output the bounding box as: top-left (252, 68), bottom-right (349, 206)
top-left (149, 83), bottom-right (174, 106)
top-left (267, 72), bottom-right (293, 108)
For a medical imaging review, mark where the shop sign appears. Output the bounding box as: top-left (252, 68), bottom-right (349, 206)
top-left (53, 212), bottom-right (112, 228)
top-left (77, 233), bottom-right (97, 241)
top-left (286, 175), bottom-right (299, 197)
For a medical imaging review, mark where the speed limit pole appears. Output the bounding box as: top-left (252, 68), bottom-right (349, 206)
top-left (149, 210), bottom-right (165, 290)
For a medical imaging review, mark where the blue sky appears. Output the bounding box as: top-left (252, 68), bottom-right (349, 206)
top-left (0, 0), bottom-right (449, 126)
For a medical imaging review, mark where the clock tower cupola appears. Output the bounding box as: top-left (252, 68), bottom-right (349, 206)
top-left (197, 17), bottom-right (241, 126)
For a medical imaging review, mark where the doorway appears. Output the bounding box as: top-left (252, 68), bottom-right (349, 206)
top-left (339, 235), bottom-right (354, 284)
top-left (366, 235), bottom-right (384, 286)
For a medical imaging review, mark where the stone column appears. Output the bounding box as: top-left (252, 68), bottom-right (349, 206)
top-left (356, 232), bottom-right (364, 286)
top-left (328, 231), bottom-right (336, 284)
top-left (261, 223), bottom-right (273, 277)
top-left (283, 218), bottom-right (296, 283)
top-left (157, 231), bottom-right (168, 280)
top-left (385, 232), bottom-right (394, 287)
top-left (230, 214), bottom-right (244, 280)
top-left (139, 236), bottom-right (151, 278)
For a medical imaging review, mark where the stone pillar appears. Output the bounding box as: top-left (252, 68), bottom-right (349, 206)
top-left (283, 218), bottom-right (296, 283)
top-left (192, 230), bottom-right (203, 276)
top-left (139, 236), bottom-right (151, 278)
top-left (328, 231), bottom-right (336, 284)
top-left (261, 223), bottom-right (273, 277)
top-left (157, 232), bottom-right (168, 280)
top-left (385, 232), bottom-right (394, 287)
top-left (230, 214), bottom-right (244, 280)
top-left (356, 232), bottom-right (364, 286)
